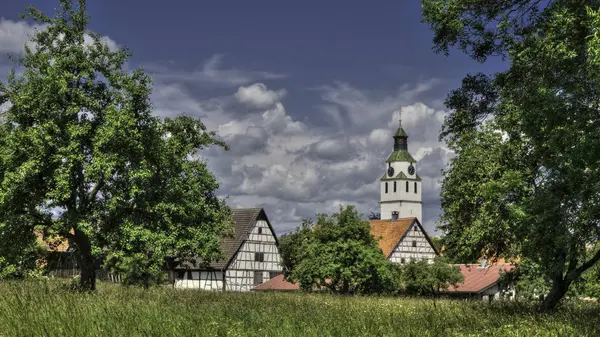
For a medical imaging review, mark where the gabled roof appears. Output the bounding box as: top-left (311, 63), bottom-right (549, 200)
top-left (369, 218), bottom-right (415, 257)
top-left (176, 208), bottom-right (277, 270)
top-left (380, 171), bottom-right (422, 181)
top-left (254, 274), bottom-right (301, 291)
top-left (443, 264), bottom-right (515, 294)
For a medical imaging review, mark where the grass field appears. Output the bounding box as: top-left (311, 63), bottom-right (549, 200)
top-left (0, 280), bottom-right (598, 337)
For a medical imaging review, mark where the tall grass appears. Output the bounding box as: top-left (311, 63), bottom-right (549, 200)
top-left (0, 280), bottom-right (597, 336)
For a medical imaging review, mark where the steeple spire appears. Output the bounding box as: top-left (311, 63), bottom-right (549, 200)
top-left (393, 113), bottom-right (408, 152)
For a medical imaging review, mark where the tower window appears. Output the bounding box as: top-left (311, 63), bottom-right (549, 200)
top-left (414, 182), bottom-right (417, 194)
top-left (393, 181), bottom-right (397, 192)
top-left (406, 181), bottom-right (409, 192)
top-left (385, 182), bottom-right (388, 193)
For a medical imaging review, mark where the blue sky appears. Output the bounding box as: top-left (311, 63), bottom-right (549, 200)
top-left (0, 0), bottom-right (504, 234)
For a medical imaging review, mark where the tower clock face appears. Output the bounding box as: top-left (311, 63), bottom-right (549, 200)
top-left (387, 166), bottom-right (395, 177)
top-left (408, 164), bottom-right (415, 175)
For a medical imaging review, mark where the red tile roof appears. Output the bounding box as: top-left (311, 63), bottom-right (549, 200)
top-left (369, 218), bottom-right (415, 257)
top-left (254, 274), bottom-right (300, 291)
top-left (444, 264), bottom-right (515, 293)
top-left (254, 264), bottom-right (515, 293)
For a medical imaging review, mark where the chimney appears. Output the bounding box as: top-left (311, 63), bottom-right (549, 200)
top-left (391, 211), bottom-right (399, 224)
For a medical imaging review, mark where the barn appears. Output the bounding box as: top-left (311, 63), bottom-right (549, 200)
top-left (173, 208), bottom-right (283, 291)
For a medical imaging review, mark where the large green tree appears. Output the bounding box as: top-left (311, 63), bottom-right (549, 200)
top-left (423, 0), bottom-right (600, 311)
top-left (281, 205), bottom-right (400, 295)
top-left (0, 0), bottom-right (232, 290)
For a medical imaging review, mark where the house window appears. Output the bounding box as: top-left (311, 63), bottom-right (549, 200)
top-left (254, 271), bottom-right (264, 285)
top-left (257, 227), bottom-right (262, 235)
top-left (269, 271), bottom-right (280, 280)
top-left (414, 226), bottom-right (418, 232)
top-left (385, 182), bottom-right (388, 193)
top-left (393, 181), bottom-right (397, 192)
top-left (406, 181), bottom-right (409, 192)
top-left (187, 270), bottom-right (193, 280)
top-left (177, 270), bottom-right (185, 280)
top-left (255, 252), bottom-right (265, 262)
top-left (412, 240), bottom-right (417, 247)
top-left (400, 258), bottom-right (406, 264)
top-left (414, 182), bottom-right (417, 194)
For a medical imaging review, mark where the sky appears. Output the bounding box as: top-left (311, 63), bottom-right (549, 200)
top-left (0, 0), bottom-right (505, 235)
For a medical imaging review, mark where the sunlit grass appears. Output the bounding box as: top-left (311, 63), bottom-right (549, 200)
top-left (0, 280), bottom-right (597, 336)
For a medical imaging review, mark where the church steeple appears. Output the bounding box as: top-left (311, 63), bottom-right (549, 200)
top-left (393, 119), bottom-right (408, 151)
top-left (379, 111), bottom-right (422, 223)
top-left (386, 114), bottom-right (415, 163)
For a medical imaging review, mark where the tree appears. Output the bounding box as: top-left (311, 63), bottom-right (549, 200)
top-left (0, 0), bottom-right (232, 290)
top-left (423, 0), bottom-right (600, 311)
top-left (402, 257), bottom-right (463, 306)
top-left (282, 205), bottom-right (401, 295)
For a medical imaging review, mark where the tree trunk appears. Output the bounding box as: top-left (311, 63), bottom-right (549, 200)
top-left (73, 228), bottom-right (96, 291)
top-left (341, 279), bottom-right (350, 295)
top-left (540, 276), bottom-right (570, 313)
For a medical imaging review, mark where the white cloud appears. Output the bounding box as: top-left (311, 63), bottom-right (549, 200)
top-left (0, 17), bottom-right (450, 236)
top-left (0, 18), bottom-right (47, 54)
top-left (0, 18), bottom-right (119, 55)
top-left (147, 77), bottom-right (451, 235)
top-left (235, 83), bottom-right (287, 109)
top-left (144, 54), bottom-right (286, 88)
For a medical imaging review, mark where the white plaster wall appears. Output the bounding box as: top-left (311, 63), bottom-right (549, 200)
top-left (225, 219), bottom-right (282, 292)
top-left (380, 180), bottom-right (421, 203)
top-left (174, 271), bottom-right (223, 290)
top-left (380, 201), bottom-right (422, 223)
top-left (388, 223), bottom-right (437, 264)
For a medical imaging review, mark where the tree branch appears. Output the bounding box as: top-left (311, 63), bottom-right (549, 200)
top-left (88, 174), bottom-right (104, 204)
top-left (574, 248), bottom-right (600, 277)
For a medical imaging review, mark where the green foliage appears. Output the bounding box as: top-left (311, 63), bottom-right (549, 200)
top-left (282, 205), bottom-right (401, 294)
top-left (0, 281), bottom-right (599, 336)
top-left (423, 0), bottom-right (600, 310)
top-left (0, 0), bottom-right (231, 290)
top-left (402, 257), bottom-right (464, 297)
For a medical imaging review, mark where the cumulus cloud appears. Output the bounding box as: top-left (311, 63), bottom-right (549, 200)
top-left (147, 77), bottom-right (451, 235)
top-left (235, 83), bottom-right (287, 109)
top-left (0, 18), bottom-right (47, 54)
top-left (143, 54), bottom-right (286, 88)
top-left (0, 19), bottom-right (451, 236)
top-left (0, 18), bottom-right (119, 55)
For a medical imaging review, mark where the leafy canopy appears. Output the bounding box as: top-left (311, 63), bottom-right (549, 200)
top-left (0, 0), bottom-right (232, 289)
top-left (423, 0), bottom-right (600, 310)
top-left (280, 205), bottom-right (400, 295)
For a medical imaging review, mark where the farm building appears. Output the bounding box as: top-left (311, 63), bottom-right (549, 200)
top-left (173, 207), bottom-right (283, 291)
top-left (370, 217), bottom-right (438, 264)
top-left (442, 263), bottom-right (516, 301)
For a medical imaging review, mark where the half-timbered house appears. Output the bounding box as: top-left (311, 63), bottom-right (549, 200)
top-left (174, 208), bottom-right (282, 291)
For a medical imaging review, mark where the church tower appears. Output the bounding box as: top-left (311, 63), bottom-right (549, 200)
top-left (379, 116), bottom-right (422, 223)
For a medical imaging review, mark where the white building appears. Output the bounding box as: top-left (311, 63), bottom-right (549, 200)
top-left (371, 116), bottom-right (437, 264)
top-left (379, 119), bottom-right (422, 223)
top-left (173, 208), bottom-right (282, 291)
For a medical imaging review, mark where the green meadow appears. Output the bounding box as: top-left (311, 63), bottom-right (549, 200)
top-left (0, 280), bottom-right (598, 337)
